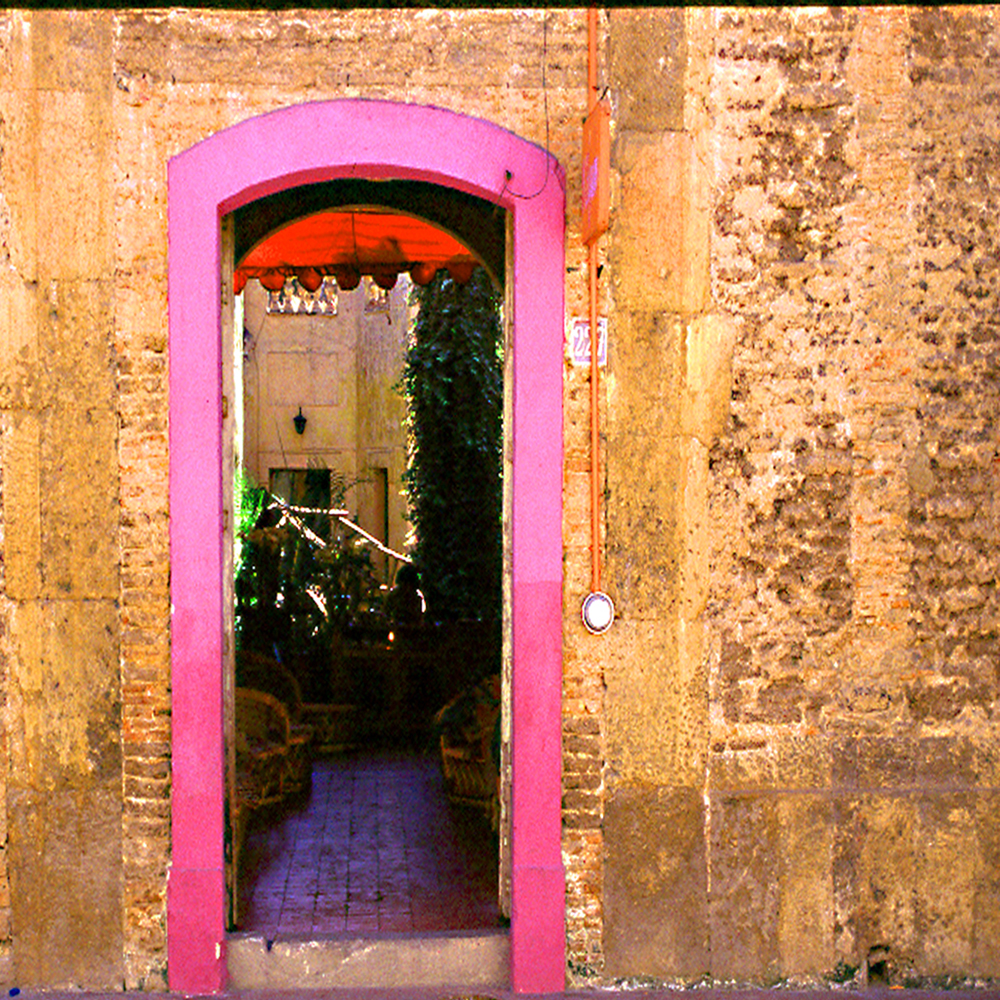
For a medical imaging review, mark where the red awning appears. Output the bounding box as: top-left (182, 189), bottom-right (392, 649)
top-left (235, 209), bottom-right (480, 295)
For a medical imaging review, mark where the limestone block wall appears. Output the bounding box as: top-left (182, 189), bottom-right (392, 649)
top-left (241, 276), bottom-right (411, 570)
top-left (599, 7), bottom-right (716, 981)
top-left (596, 6), bottom-right (1000, 987)
top-left (353, 280), bottom-right (411, 569)
top-left (0, 10), bottom-right (127, 989)
top-left (242, 280), bottom-right (361, 490)
top-left (0, 8), bottom-right (589, 990)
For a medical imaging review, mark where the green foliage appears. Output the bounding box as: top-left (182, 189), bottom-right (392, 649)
top-left (233, 469), bottom-right (383, 687)
top-left (234, 469), bottom-right (267, 579)
top-left (401, 268), bottom-right (503, 621)
top-left (236, 468), bottom-right (267, 536)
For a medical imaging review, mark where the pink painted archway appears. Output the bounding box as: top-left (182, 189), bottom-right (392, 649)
top-left (168, 100), bottom-right (565, 993)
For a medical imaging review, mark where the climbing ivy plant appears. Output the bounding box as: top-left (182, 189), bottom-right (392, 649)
top-left (401, 268), bottom-right (503, 622)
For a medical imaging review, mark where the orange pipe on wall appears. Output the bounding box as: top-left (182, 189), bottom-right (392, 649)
top-left (588, 7), bottom-right (598, 99)
top-left (587, 6), bottom-right (601, 594)
top-left (589, 241), bottom-right (600, 593)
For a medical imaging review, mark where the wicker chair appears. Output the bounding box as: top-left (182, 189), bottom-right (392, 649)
top-left (231, 685), bottom-right (295, 923)
top-left (234, 687), bottom-right (293, 806)
top-left (239, 648), bottom-right (357, 756)
top-left (239, 655), bottom-right (315, 794)
top-left (435, 675), bottom-right (500, 826)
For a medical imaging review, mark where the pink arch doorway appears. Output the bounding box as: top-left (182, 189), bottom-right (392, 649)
top-left (167, 101), bottom-right (565, 993)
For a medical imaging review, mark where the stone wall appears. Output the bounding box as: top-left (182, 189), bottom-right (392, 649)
top-left (0, 9), bottom-right (126, 989)
top-left (0, 7), bottom-right (588, 990)
top-left (600, 6), bottom-right (716, 982)
top-left (0, 5), bottom-right (998, 991)
top-left (598, 6), bottom-right (999, 987)
top-left (705, 7), bottom-right (999, 984)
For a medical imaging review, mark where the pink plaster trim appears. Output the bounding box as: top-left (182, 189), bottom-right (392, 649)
top-left (168, 100), bottom-right (565, 993)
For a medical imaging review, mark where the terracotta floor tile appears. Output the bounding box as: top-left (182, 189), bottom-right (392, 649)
top-left (238, 751), bottom-right (499, 936)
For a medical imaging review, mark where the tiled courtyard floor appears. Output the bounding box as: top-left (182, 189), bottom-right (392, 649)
top-left (237, 751), bottom-right (501, 936)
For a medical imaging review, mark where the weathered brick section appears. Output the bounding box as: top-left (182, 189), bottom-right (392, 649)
top-left (112, 22), bottom-right (173, 985)
top-left (561, 617), bottom-right (607, 977)
top-left (560, 0), bottom-right (609, 939)
top-left (562, 713), bottom-right (603, 979)
top-left (116, 346), bottom-right (171, 988)
top-left (560, 7), bottom-right (609, 959)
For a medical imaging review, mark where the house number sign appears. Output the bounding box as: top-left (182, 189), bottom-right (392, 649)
top-left (569, 316), bottom-right (608, 367)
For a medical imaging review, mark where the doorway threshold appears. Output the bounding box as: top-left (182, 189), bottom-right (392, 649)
top-left (227, 928), bottom-right (509, 989)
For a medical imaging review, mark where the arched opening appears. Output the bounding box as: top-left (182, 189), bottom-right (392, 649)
top-left (168, 100), bottom-right (565, 993)
top-left (233, 178), bottom-right (506, 289)
top-left (228, 185), bottom-right (506, 945)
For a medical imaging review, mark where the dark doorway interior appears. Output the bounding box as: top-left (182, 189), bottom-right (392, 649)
top-left (230, 182), bottom-right (506, 939)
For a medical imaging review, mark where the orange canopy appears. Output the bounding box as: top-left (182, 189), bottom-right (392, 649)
top-left (235, 209), bottom-right (479, 294)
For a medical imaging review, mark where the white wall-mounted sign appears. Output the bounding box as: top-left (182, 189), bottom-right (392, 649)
top-left (568, 316), bottom-right (608, 367)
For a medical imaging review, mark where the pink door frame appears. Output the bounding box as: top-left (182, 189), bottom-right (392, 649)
top-left (167, 100), bottom-right (566, 993)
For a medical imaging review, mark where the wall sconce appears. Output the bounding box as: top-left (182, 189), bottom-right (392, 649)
top-left (293, 407), bottom-right (307, 435)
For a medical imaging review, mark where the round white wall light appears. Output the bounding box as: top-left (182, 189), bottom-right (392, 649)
top-left (582, 590), bottom-right (615, 634)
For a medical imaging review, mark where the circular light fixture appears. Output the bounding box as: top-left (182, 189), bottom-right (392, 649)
top-left (582, 590), bottom-right (615, 634)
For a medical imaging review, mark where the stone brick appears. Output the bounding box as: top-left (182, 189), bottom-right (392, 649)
top-left (973, 791), bottom-right (1000, 977)
top-left (709, 793), bottom-right (780, 981)
top-left (604, 619), bottom-right (700, 786)
top-left (914, 793), bottom-right (976, 975)
top-left (610, 131), bottom-right (708, 315)
top-left (0, 275), bottom-right (39, 412)
top-left (2, 411), bottom-right (41, 599)
top-left (709, 741), bottom-right (775, 793)
top-left (9, 599), bottom-right (120, 784)
top-left (36, 90), bottom-right (112, 281)
top-left (38, 404), bottom-right (118, 600)
top-left (609, 9), bottom-right (686, 133)
top-left (605, 311), bottom-right (683, 617)
top-left (681, 313), bottom-right (737, 445)
top-left (30, 10), bottom-right (112, 93)
top-left (8, 786), bottom-right (122, 988)
top-left (0, 88), bottom-right (40, 279)
top-left (604, 784), bottom-right (708, 979)
top-left (777, 795), bottom-right (834, 978)
top-left (836, 794), bottom-right (917, 975)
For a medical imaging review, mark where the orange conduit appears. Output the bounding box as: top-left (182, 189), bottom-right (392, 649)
top-left (588, 6), bottom-right (601, 594)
